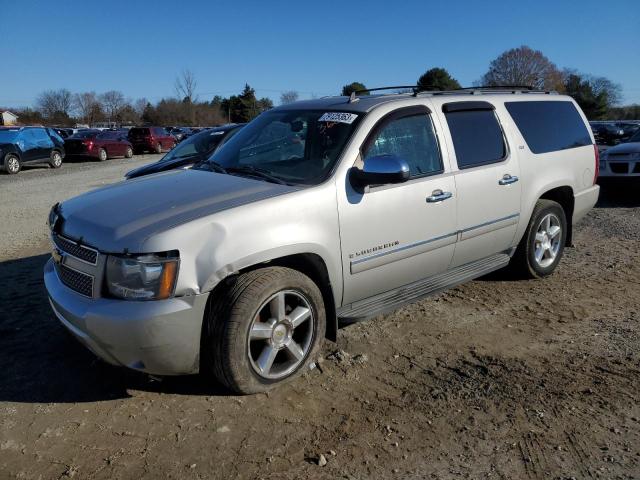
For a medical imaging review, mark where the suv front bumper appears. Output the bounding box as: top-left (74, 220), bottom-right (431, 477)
top-left (44, 258), bottom-right (208, 375)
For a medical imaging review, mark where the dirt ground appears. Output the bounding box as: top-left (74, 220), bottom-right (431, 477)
top-left (0, 160), bottom-right (638, 479)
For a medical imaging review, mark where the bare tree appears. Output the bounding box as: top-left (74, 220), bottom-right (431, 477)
top-left (73, 92), bottom-right (103, 126)
top-left (280, 90), bottom-right (299, 105)
top-left (134, 98), bottom-right (149, 117)
top-left (480, 46), bottom-right (563, 90)
top-left (174, 69), bottom-right (198, 103)
top-left (36, 89), bottom-right (73, 118)
top-left (100, 90), bottom-right (126, 123)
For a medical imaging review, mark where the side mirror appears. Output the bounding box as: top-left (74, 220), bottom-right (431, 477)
top-left (350, 154), bottom-right (410, 189)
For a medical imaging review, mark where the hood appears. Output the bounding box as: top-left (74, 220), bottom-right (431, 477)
top-left (58, 169), bottom-right (296, 252)
top-left (603, 142), bottom-right (640, 155)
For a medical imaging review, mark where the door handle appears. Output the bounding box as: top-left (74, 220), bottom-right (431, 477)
top-left (499, 174), bottom-right (519, 185)
top-left (426, 189), bottom-right (453, 203)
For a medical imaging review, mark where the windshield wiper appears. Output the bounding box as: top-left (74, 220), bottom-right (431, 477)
top-left (226, 165), bottom-right (287, 185)
top-left (194, 160), bottom-right (227, 174)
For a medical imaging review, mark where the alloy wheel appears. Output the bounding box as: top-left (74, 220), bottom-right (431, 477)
top-left (534, 213), bottom-right (561, 268)
top-left (247, 290), bottom-right (314, 380)
top-left (52, 152), bottom-right (62, 167)
top-left (7, 157), bottom-right (19, 173)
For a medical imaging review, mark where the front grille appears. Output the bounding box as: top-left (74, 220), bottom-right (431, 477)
top-left (610, 163), bottom-right (629, 174)
top-left (52, 234), bottom-right (98, 264)
top-left (57, 264), bottom-right (94, 297)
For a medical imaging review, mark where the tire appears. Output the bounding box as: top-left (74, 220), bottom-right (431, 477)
top-left (4, 154), bottom-right (21, 174)
top-left (509, 199), bottom-right (567, 279)
top-left (155, 143), bottom-right (162, 154)
top-left (98, 148), bottom-right (108, 162)
top-left (125, 146), bottom-right (133, 158)
top-left (49, 150), bottom-right (63, 168)
top-left (204, 267), bottom-right (326, 394)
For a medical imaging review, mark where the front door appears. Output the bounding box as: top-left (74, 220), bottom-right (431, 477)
top-left (338, 106), bottom-right (458, 305)
top-left (437, 101), bottom-right (522, 267)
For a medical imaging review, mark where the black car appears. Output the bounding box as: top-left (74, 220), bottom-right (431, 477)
top-left (125, 124), bottom-right (245, 179)
top-left (0, 126), bottom-right (65, 175)
top-left (52, 127), bottom-right (74, 139)
top-left (616, 122), bottom-right (640, 143)
top-left (590, 123), bottom-right (625, 146)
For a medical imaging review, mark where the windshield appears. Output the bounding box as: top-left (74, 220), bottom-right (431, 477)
top-left (163, 129), bottom-right (227, 161)
top-left (199, 110), bottom-right (361, 185)
top-left (0, 130), bottom-right (20, 142)
top-left (628, 129), bottom-right (640, 143)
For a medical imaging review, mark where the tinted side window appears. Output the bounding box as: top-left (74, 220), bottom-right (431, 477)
top-left (364, 114), bottom-right (442, 177)
top-left (505, 101), bottom-right (592, 154)
top-left (444, 109), bottom-right (506, 169)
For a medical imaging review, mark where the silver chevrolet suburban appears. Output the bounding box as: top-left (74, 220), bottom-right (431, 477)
top-left (45, 87), bottom-right (600, 394)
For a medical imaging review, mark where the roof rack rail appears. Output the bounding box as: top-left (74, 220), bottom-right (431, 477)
top-left (349, 85), bottom-right (418, 102)
top-left (346, 84), bottom-right (555, 102)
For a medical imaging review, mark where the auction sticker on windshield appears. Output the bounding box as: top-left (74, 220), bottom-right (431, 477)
top-left (318, 112), bottom-right (358, 124)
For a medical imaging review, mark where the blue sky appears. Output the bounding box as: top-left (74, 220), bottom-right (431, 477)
top-left (1, 0), bottom-right (638, 108)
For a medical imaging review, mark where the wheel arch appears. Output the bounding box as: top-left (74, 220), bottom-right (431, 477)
top-left (539, 186), bottom-right (574, 246)
top-left (209, 252), bottom-right (338, 342)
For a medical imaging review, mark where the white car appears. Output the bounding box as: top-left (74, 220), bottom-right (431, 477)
top-left (599, 128), bottom-right (640, 177)
top-left (45, 86), bottom-right (599, 393)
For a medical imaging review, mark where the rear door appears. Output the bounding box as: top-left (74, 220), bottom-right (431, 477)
top-left (436, 101), bottom-right (522, 267)
top-left (338, 104), bottom-right (458, 304)
top-left (29, 128), bottom-right (54, 161)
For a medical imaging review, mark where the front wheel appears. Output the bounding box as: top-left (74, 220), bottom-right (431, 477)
top-left (155, 143), bottom-right (162, 154)
top-left (4, 154), bottom-right (21, 174)
top-left (125, 146), bottom-right (133, 158)
top-left (509, 199), bottom-right (567, 279)
top-left (98, 148), bottom-right (108, 162)
top-left (204, 267), bottom-right (325, 394)
top-left (49, 150), bottom-right (63, 168)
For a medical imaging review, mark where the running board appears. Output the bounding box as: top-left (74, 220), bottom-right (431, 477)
top-left (337, 253), bottom-right (510, 322)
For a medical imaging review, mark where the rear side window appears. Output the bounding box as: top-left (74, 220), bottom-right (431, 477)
top-left (364, 113), bottom-right (442, 178)
top-left (505, 101), bottom-right (592, 154)
top-left (444, 109), bottom-right (506, 169)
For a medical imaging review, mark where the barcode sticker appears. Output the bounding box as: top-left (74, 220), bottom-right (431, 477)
top-left (318, 112), bottom-right (358, 124)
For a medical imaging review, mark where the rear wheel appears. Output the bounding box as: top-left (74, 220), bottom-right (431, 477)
top-left (509, 199), bottom-right (567, 279)
top-left (49, 150), bottom-right (63, 168)
top-left (4, 154), bottom-right (20, 174)
top-left (125, 146), bottom-right (133, 158)
top-left (155, 143), bottom-right (162, 154)
top-left (204, 267), bottom-right (325, 394)
top-left (98, 148), bottom-right (108, 162)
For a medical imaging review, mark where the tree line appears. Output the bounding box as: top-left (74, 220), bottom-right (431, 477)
top-left (6, 46), bottom-right (637, 126)
top-left (341, 46), bottom-right (636, 120)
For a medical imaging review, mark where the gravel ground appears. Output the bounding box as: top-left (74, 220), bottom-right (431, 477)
top-left (0, 153), bottom-right (163, 260)
top-left (0, 162), bottom-right (638, 479)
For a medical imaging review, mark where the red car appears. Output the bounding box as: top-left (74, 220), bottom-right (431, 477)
top-left (128, 127), bottom-right (175, 154)
top-left (64, 130), bottom-right (133, 161)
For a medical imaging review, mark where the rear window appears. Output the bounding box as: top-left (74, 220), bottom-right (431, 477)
top-left (505, 101), bottom-right (592, 154)
top-left (444, 109), bottom-right (506, 169)
top-left (130, 128), bottom-right (150, 136)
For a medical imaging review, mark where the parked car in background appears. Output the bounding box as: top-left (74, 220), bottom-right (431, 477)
top-left (590, 122), bottom-right (625, 146)
top-left (599, 128), bottom-right (640, 178)
top-left (64, 130), bottom-right (133, 161)
top-left (1, 126), bottom-right (65, 174)
top-left (128, 127), bottom-right (175, 154)
top-left (616, 122), bottom-right (640, 142)
top-left (125, 124), bottom-right (245, 179)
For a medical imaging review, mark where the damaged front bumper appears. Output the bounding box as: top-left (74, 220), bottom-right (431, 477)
top-left (44, 258), bottom-right (209, 375)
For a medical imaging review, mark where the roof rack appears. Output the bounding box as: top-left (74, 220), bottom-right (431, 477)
top-left (347, 84), bottom-right (555, 103)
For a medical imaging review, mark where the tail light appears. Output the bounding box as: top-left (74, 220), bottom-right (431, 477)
top-left (593, 144), bottom-right (599, 185)
top-left (83, 140), bottom-right (94, 150)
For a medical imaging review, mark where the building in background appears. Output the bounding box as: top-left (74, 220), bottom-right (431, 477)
top-left (1, 110), bottom-right (18, 126)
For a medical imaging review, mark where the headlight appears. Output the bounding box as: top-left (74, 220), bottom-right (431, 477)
top-left (105, 252), bottom-right (179, 300)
